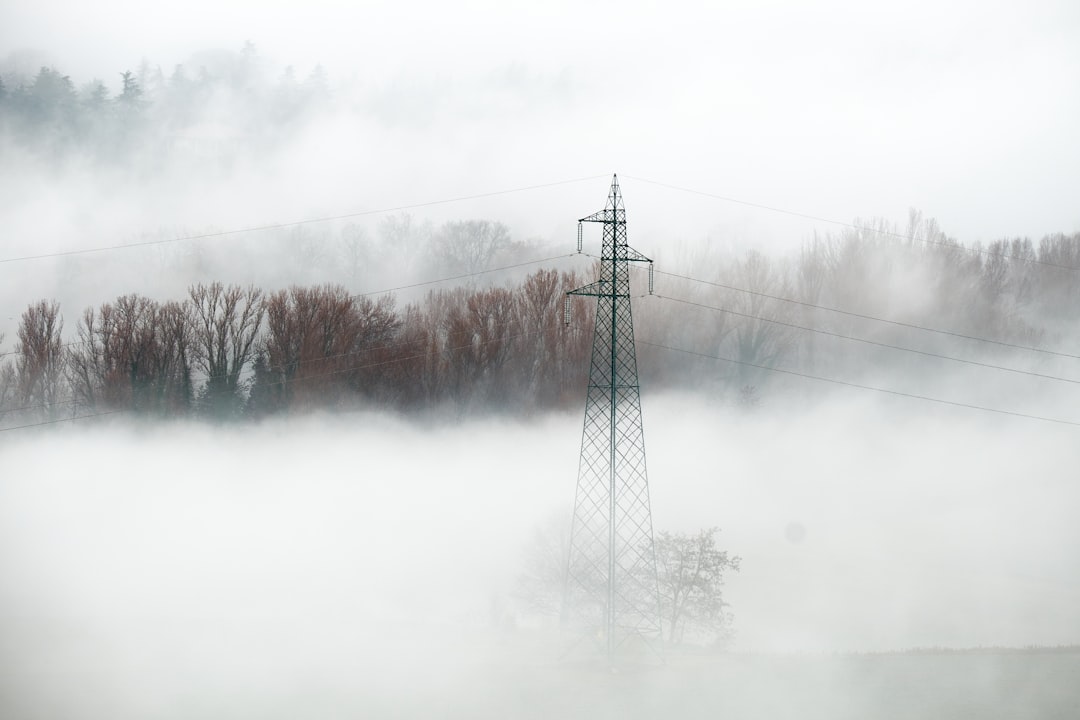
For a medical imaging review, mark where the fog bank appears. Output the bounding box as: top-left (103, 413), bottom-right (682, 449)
top-left (2, 395), bottom-right (1078, 716)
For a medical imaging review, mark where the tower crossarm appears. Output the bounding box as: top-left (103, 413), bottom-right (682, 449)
top-left (621, 246), bottom-right (652, 264)
top-left (579, 208), bottom-right (627, 224)
top-left (567, 280), bottom-right (611, 298)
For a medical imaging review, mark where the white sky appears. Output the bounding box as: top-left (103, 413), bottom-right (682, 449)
top-left (2, 0), bottom-right (1079, 251)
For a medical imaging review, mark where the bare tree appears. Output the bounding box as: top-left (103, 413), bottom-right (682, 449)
top-left (729, 250), bottom-right (796, 388)
top-left (432, 220), bottom-right (513, 275)
top-left (0, 362), bottom-right (14, 414)
top-left (375, 301), bottom-right (439, 409)
top-left (254, 284), bottom-right (398, 412)
top-left (0, 332), bottom-right (16, 414)
top-left (339, 223), bottom-right (371, 290)
top-left (156, 300), bottom-right (197, 413)
top-left (67, 295), bottom-right (194, 414)
top-left (515, 518), bottom-right (739, 646)
top-left (515, 268), bottom-right (564, 405)
top-left (346, 293), bottom-right (402, 396)
top-left (15, 300), bottom-right (67, 417)
top-left (377, 212), bottom-right (430, 269)
top-left (653, 527), bottom-right (740, 647)
top-left (188, 282), bottom-right (263, 418)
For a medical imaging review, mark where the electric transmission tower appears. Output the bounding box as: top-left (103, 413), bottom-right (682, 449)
top-left (562, 175), bottom-right (662, 661)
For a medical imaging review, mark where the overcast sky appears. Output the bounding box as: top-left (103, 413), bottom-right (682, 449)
top-left (3, 0), bottom-right (1079, 253)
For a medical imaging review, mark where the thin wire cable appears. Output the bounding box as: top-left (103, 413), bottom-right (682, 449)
top-left (650, 294), bottom-right (1080, 386)
top-left (0, 396), bottom-right (79, 417)
top-left (0, 410), bottom-right (127, 433)
top-left (623, 175), bottom-right (1080, 273)
top-left (1, 309), bottom-right (543, 417)
top-left (0, 174), bottom-right (607, 265)
top-left (0, 252), bottom-right (586, 360)
top-left (0, 323), bottom-right (550, 431)
top-left (638, 339), bottom-right (1080, 428)
top-left (255, 328), bottom-right (543, 391)
top-left (351, 253), bottom-right (580, 298)
top-left (645, 265), bottom-right (1080, 361)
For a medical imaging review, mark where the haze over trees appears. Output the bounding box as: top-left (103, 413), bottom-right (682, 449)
top-left (3, 47), bottom-right (1080, 429)
top-left (0, 43), bottom-right (329, 169)
top-left (3, 216), bottom-right (1080, 428)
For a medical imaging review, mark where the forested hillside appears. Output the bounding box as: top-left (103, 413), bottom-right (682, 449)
top-left (0, 43), bottom-right (327, 169)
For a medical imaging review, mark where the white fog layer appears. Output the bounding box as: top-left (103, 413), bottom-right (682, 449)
top-left (2, 399), bottom-right (1079, 716)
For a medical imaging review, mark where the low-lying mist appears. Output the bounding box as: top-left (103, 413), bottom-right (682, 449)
top-left (2, 395), bottom-right (1078, 717)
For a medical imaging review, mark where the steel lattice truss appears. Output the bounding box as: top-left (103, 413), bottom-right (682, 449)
top-left (562, 176), bottom-right (661, 658)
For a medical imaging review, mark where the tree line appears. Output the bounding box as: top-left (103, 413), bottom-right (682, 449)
top-left (636, 214), bottom-right (1080, 407)
top-left (0, 269), bottom-right (595, 426)
top-left (4, 214), bottom-right (1079, 428)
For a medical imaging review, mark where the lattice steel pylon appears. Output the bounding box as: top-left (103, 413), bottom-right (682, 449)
top-left (561, 175), bottom-right (661, 662)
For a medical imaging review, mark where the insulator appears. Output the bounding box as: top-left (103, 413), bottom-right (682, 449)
top-left (648, 262), bottom-right (655, 295)
top-left (576, 222), bottom-right (583, 253)
top-left (564, 296), bottom-right (572, 326)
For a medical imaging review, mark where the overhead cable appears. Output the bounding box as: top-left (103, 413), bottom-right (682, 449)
top-left (639, 339), bottom-right (1080, 428)
top-left (624, 175), bottom-right (1080, 273)
top-left (647, 266), bottom-right (1080, 361)
top-left (651, 294), bottom-right (1080, 386)
top-left (0, 174), bottom-right (607, 264)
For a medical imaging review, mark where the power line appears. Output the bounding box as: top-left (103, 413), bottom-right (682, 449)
top-left (0, 252), bottom-right (586, 360)
top-left (0, 323), bottom-right (551, 432)
top-left (650, 294), bottom-right (1080, 386)
top-left (5, 307), bottom-right (548, 418)
top-left (0, 174), bottom-right (607, 265)
top-left (351, 253), bottom-right (580, 298)
top-left (624, 175), bottom-right (1080, 273)
top-left (639, 339), bottom-right (1080, 428)
top-left (648, 266), bottom-right (1080, 361)
top-left (0, 410), bottom-right (127, 434)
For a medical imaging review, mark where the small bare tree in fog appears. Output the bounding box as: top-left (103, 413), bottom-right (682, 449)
top-left (653, 527), bottom-right (740, 647)
top-left (14, 300), bottom-right (67, 417)
top-left (432, 220), bottom-right (513, 275)
top-left (188, 282), bottom-right (263, 418)
top-left (339, 223), bottom-right (370, 290)
top-left (377, 213), bottom-right (430, 269)
top-left (795, 233), bottom-right (835, 373)
top-left (729, 250), bottom-right (796, 386)
top-left (515, 516), bottom-right (739, 645)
